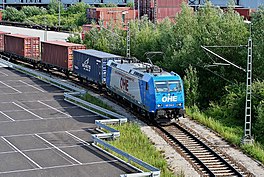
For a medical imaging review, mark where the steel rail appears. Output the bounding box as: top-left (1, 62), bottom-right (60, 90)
top-left (157, 122), bottom-right (243, 177)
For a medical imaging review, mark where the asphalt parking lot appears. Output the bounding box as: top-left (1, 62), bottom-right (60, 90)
top-left (0, 66), bottom-right (138, 177)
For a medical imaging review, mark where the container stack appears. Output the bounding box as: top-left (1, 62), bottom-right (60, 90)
top-left (86, 7), bottom-right (137, 27)
top-left (135, 0), bottom-right (187, 22)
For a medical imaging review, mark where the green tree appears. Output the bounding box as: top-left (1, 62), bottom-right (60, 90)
top-left (3, 6), bottom-right (26, 22)
top-left (21, 6), bottom-right (47, 17)
top-left (184, 65), bottom-right (199, 107)
top-left (47, 0), bottom-right (65, 14)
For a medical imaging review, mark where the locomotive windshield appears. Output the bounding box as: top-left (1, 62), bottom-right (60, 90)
top-left (155, 80), bottom-right (182, 92)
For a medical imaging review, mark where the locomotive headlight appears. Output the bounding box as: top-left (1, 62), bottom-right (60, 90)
top-left (177, 103), bottom-right (182, 107)
top-left (158, 104), bottom-right (163, 107)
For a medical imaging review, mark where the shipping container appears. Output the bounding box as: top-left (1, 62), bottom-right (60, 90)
top-left (87, 7), bottom-right (137, 27)
top-left (157, 7), bottom-right (182, 18)
top-left (234, 8), bottom-right (255, 20)
top-left (4, 34), bottom-right (40, 61)
top-left (0, 11), bottom-right (2, 21)
top-left (0, 31), bottom-right (10, 52)
top-left (136, 0), bottom-right (186, 22)
top-left (82, 24), bottom-right (101, 40)
top-left (41, 41), bottom-right (86, 71)
top-left (73, 49), bottom-right (122, 85)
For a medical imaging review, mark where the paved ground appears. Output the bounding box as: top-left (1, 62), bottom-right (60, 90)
top-left (0, 25), bottom-right (71, 41)
top-left (0, 66), bottom-right (138, 177)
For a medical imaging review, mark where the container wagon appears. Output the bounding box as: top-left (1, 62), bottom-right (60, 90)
top-left (4, 34), bottom-right (40, 65)
top-left (73, 49), bottom-right (122, 86)
top-left (41, 41), bottom-right (86, 75)
top-left (0, 31), bottom-right (10, 52)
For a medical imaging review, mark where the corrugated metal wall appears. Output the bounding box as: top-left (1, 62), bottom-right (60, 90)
top-left (188, 0), bottom-right (263, 8)
top-left (0, 0), bottom-right (133, 6)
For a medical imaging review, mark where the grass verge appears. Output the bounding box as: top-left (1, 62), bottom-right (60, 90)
top-left (187, 106), bottom-right (264, 165)
top-left (81, 92), bottom-right (181, 177)
top-left (109, 122), bottom-right (183, 177)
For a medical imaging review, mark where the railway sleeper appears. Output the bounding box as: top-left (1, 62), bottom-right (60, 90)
top-left (210, 169), bottom-right (233, 173)
top-left (187, 148), bottom-right (207, 152)
top-left (201, 159), bottom-right (222, 163)
top-left (209, 167), bottom-right (231, 171)
top-left (196, 156), bottom-right (218, 160)
top-left (205, 163), bottom-right (226, 168)
top-left (192, 152), bottom-right (212, 155)
top-left (179, 140), bottom-right (200, 145)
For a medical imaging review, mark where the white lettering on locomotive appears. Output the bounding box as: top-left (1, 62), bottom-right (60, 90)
top-left (120, 77), bottom-right (129, 92)
top-left (162, 96), bottom-right (177, 102)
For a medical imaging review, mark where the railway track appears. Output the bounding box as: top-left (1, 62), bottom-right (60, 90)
top-left (155, 122), bottom-right (250, 177)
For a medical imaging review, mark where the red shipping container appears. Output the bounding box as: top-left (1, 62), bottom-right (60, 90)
top-left (156, 0), bottom-right (185, 8)
top-left (0, 11), bottom-right (2, 21)
top-left (234, 8), bottom-right (255, 20)
top-left (157, 7), bottom-right (182, 18)
top-left (81, 24), bottom-right (101, 40)
top-left (41, 41), bottom-right (86, 71)
top-left (87, 7), bottom-right (138, 27)
top-left (0, 31), bottom-right (10, 52)
top-left (4, 34), bottom-right (40, 60)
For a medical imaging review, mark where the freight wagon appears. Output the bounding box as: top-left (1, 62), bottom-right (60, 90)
top-left (73, 49), bottom-right (123, 86)
top-left (41, 41), bottom-right (86, 75)
top-left (0, 31), bottom-right (10, 52)
top-left (4, 34), bottom-right (40, 65)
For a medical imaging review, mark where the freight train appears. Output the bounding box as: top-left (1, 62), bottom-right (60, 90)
top-left (0, 32), bottom-right (185, 123)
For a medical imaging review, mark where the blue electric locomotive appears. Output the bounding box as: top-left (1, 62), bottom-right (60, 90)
top-left (106, 60), bottom-right (185, 122)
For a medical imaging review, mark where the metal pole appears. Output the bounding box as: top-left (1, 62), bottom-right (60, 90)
top-left (44, 16), bottom-right (47, 41)
top-left (138, 0), bottom-right (140, 21)
top-left (58, 0), bottom-right (61, 28)
top-left (126, 22), bottom-right (130, 58)
top-left (242, 22), bottom-right (254, 144)
top-left (133, 0), bottom-right (135, 21)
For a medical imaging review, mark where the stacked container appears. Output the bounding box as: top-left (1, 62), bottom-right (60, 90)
top-left (4, 34), bottom-right (40, 61)
top-left (81, 24), bottom-right (101, 40)
top-left (87, 7), bottom-right (137, 27)
top-left (41, 41), bottom-right (86, 71)
top-left (135, 0), bottom-right (186, 22)
top-left (0, 31), bottom-right (10, 52)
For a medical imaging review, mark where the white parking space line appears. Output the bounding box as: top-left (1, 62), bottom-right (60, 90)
top-left (0, 98), bottom-right (64, 104)
top-left (3, 106), bottom-right (78, 113)
top-left (0, 160), bottom-right (118, 175)
top-left (0, 81), bottom-right (22, 93)
top-left (38, 101), bottom-right (71, 117)
top-left (35, 134), bottom-right (82, 165)
top-left (12, 102), bottom-right (43, 119)
top-left (1, 137), bottom-right (42, 169)
top-left (3, 129), bottom-right (94, 138)
top-left (0, 114), bottom-right (98, 124)
top-left (19, 80), bottom-right (46, 93)
top-left (0, 71), bottom-right (8, 76)
top-left (0, 111), bottom-right (15, 121)
top-left (65, 131), bottom-right (90, 146)
top-left (0, 144), bottom-right (82, 156)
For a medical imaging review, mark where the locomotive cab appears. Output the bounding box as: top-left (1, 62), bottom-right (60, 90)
top-left (154, 75), bottom-right (185, 121)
